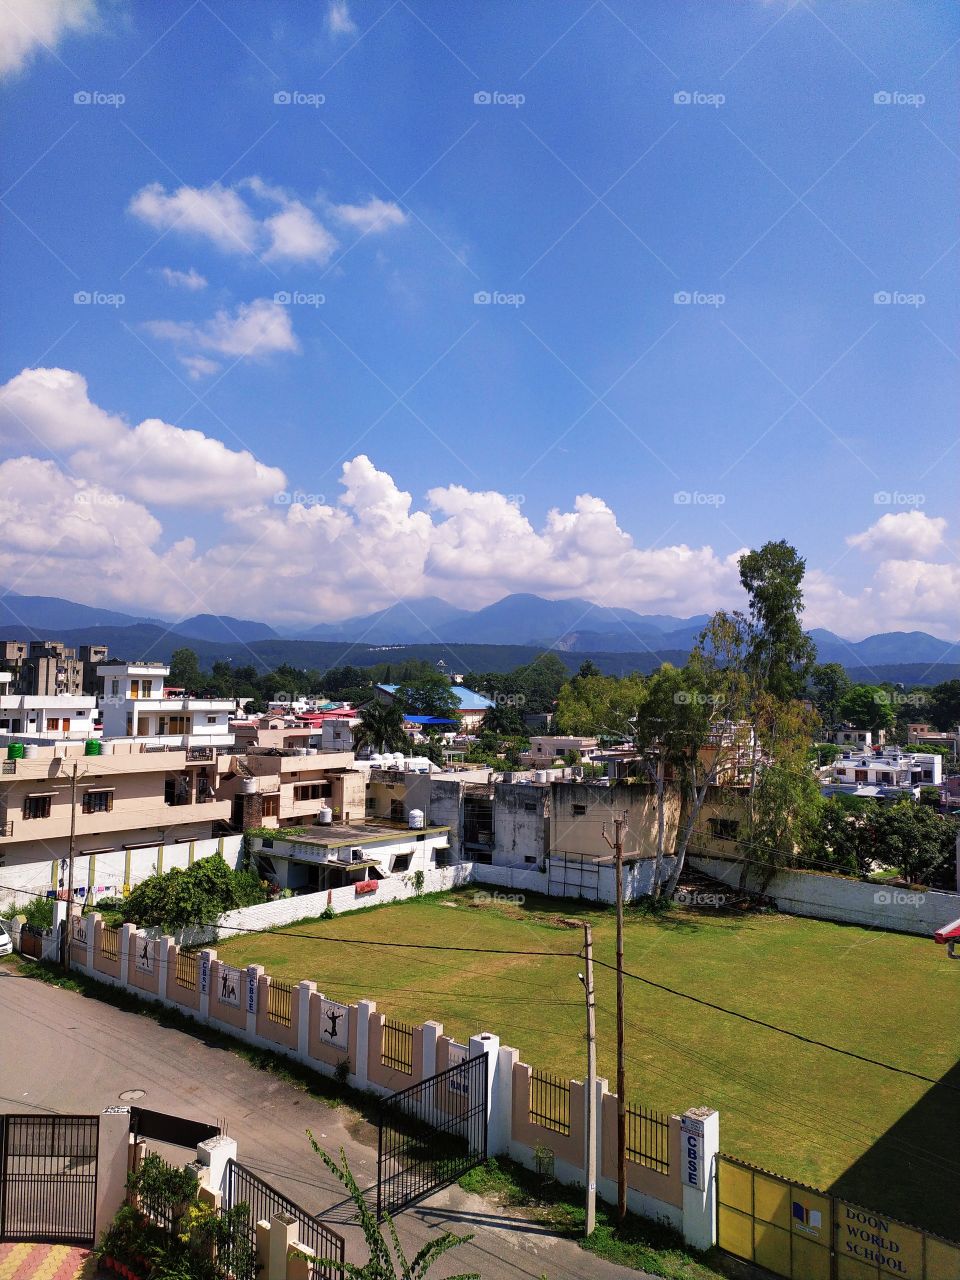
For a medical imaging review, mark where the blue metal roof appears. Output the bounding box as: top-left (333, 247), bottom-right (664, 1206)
top-left (378, 684), bottom-right (494, 711)
top-left (404, 714), bottom-right (458, 725)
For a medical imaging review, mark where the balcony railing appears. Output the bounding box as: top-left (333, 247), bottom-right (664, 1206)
top-left (0, 821), bottom-right (12, 838)
top-left (186, 746), bottom-right (215, 761)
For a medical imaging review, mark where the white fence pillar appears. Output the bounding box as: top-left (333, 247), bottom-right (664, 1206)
top-left (197, 1134), bottom-right (237, 1199)
top-left (681, 1107), bottom-right (719, 1250)
top-left (421, 1020), bottom-right (440, 1080)
top-left (297, 980), bottom-right (315, 1060)
top-left (490, 1043), bottom-right (518, 1156)
top-left (157, 936), bottom-right (174, 1005)
top-left (119, 922), bottom-right (135, 988)
top-left (353, 1000), bottom-right (375, 1091)
top-left (199, 948), bottom-right (216, 1021)
top-left (469, 1033), bottom-right (502, 1154)
top-left (245, 965), bottom-right (262, 1037)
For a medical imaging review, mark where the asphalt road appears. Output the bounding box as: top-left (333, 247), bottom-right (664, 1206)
top-left (0, 966), bottom-right (652, 1280)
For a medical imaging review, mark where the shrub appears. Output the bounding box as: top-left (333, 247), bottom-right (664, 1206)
top-left (122, 855), bottom-right (268, 933)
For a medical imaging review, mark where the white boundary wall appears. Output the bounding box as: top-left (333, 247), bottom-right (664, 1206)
top-left (691, 854), bottom-right (960, 936)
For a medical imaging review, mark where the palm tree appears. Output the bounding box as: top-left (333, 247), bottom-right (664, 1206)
top-left (353, 698), bottom-right (407, 756)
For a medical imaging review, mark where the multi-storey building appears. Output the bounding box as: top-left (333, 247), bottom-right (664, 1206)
top-left (98, 661), bottom-right (235, 749)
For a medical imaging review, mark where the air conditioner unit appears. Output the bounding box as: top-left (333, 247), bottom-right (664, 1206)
top-left (337, 847), bottom-right (353, 863)
top-left (351, 847), bottom-right (364, 863)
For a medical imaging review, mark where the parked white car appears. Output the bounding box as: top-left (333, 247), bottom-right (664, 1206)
top-left (0, 923), bottom-right (13, 956)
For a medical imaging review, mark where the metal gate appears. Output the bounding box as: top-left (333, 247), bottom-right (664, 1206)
top-left (18, 924), bottom-right (43, 959)
top-left (0, 1115), bottom-right (98, 1245)
top-left (223, 1159), bottom-right (344, 1279)
top-left (376, 1052), bottom-right (488, 1220)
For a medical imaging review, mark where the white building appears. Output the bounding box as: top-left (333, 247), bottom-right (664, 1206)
top-left (522, 735), bottom-right (600, 764)
top-left (97, 661), bottom-right (235, 749)
top-left (834, 726), bottom-right (884, 749)
top-left (826, 746), bottom-right (943, 799)
top-left (0, 672), bottom-right (98, 742)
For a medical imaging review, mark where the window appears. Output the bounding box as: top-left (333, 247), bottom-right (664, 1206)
top-left (46, 718), bottom-right (60, 730)
top-left (206, 716), bottom-right (217, 724)
top-left (708, 817), bottom-right (740, 841)
top-left (390, 798), bottom-right (404, 821)
top-left (130, 679), bottom-right (139, 699)
top-left (164, 775), bottom-right (191, 806)
top-left (82, 790), bottom-right (114, 814)
top-left (111, 679), bottom-right (119, 697)
top-left (391, 853), bottom-right (411, 872)
top-left (142, 680), bottom-right (153, 697)
top-left (572, 803), bottom-right (587, 816)
top-left (261, 794), bottom-right (280, 818)
top-left (524, 802), bottom-right (537, 813)
top-left (23, 796), bottom-right (51, 820)
top-left (294, 782), bottom-right (331, 802)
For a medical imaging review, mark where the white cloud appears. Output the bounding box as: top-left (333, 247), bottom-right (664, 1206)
top-left (129, 182), bottom-right (260, 255)
top-left (847, 510), bottom-right (947, 558)
top-left (333, 197), bottom-right (408, 234)
top-left (128, 178), bottom-right (405, 263)
top-left (179, 355), bottom-right (221, 381)
top-left (0, 0), bottom-right (95, 77)
top-left (144, 297), bottom-right (300, 363)
top-left (0, 367), bottom-right (286, 508)
top-left (158, 266), bottom-right (207, 291)
top-left (326, 1), bottom-right (357, 37)
top-left (1, 376), bottom-right (956, 637)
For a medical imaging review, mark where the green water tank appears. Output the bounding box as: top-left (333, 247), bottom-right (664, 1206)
top-left (84, 739), bottom-right (102, 756)
top-left (7, 742), bottom-right (24, 760)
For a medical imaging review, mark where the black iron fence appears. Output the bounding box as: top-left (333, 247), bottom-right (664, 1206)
top-left (0, 1114), bottom-right (99, 1245)
top-left (174, 949), bottom-right (198, 991)
top-left (528, 1068), bottom-right (571, 1135)
top-left (376, 1053), bottom-right (488, 1220)
top-left (381, 1018), bottom-right (413, 1073)
top-left (99, 925), bottom-right (120, 961)
top-left (223, 1159), bottom-right (344, 1279)
top-left (267, 979), bottom-right (293, 1027)
top-left (626, 1105), bottom-right (670, 1174)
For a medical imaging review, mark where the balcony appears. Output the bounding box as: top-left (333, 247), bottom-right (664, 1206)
top-left (186, 746), bottom-right (215, 762)
top-left (0, 820), bottom-right (12, 838)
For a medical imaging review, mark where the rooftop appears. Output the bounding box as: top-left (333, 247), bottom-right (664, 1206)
top-left (253, 819), bottom-right (450, 850)
top-left (377, 684), bottom-right (494, 711)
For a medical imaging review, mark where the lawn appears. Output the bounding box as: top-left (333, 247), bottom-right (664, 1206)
top-left (216, 890), bottom-right (960, 1238)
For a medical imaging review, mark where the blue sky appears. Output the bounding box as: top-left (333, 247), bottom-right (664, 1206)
top-left (0, 0), bottom-right (957, 637)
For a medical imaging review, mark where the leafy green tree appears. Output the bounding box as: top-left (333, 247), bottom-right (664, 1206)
top-left (396, 673), bottom-right (461, 719)
top-left (838, 685), bottom-right (896, 733)
top-left (352, 699), bottom-right (407, 755)
top-left (928, 679), bottom-right (960, 732)
top-left (481, 701), bottom-right (526, 736)
top-left (122, 855), bottom-right (264, 932)
top-left (575, 658), bottom-right (602, 680)
top-left (751, 763), bottom-right (823, 888)
top-left (305, 1136), bottom-right (477, 1279)
top-left (739, 540), bottom-right (816, 702)
top-left (554, 672), bottom-right (645, 738)
top-left (513, 652), bottom-right (569, 714)
top-left (810, 662), bottom-right (852, 729)
top-left (169, 647), bottom-right (203, 692)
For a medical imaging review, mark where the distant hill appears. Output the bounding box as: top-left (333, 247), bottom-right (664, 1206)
top-left (1, 588), bottom-right (957, 679)
top-left (174, 614), bottom-right (279, 643)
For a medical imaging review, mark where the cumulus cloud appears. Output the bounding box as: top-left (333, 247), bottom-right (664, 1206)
top-left (847, 510), bottom-right (947, 558)
top-left (0, 0), bottom-right (96, 77)
top-left (143, 297), bottom-right (300, 371)
top-left (0, 367), bottom-right (286, 507)
top-left (158, 266), bottom-right (207, 291)
top-left (128, 177), bottom-right (404, 264)
top-left (326, 0), bottom-right (357, 37)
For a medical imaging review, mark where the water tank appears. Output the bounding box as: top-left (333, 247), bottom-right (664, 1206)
top-left (317, 806), bottom-right (333, 825)
top-left (408, 808), bottom-right (425, 829)
top-left (240, 777), bottom-right (257, 795)
top-left (296, 747), bottom-right (308, 757)
top-left (534, 770), bottom-right (548, 784)
top-left (6, 743), bottom-right (24, 760)
top-left (99, 739), bottom-right (113, 755)
top-left (23, 744), bottom-right (38, 760)
top-left (84, 739), bottom-right (101, 756)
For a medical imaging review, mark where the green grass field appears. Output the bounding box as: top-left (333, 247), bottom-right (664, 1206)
top-left (216, 890), bottom-right (960, 1238)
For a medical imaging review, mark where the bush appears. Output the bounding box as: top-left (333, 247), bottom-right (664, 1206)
top-left (122, 855), bottom-right (268, 933)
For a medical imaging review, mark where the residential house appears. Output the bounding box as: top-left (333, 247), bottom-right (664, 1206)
top-left (98, 661), bottom-right (235, 749)
top-left (375, 683), bottom-right (494, 732)
top-left (825, 746), bottom-right (943, 799)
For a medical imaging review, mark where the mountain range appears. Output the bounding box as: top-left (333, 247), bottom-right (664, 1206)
top-left (0, 588), bottom-right (956, 676)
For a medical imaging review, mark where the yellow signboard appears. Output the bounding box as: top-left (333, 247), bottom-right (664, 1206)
top-left (837, 1203), bottom-right (924, 1278)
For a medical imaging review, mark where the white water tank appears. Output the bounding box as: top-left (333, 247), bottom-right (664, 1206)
top-left (408, 808), bottom-right (425, 829)
top-left (534, 770), bottom-right (548, 784)
top-left (99, 739), bottom-right (113, 755)
top-left (240, 777), bottom-right (257, 795)
top-left (317, 806), bottom-right (333, 825)
top-left (23, 744), bottom-right (38, 759)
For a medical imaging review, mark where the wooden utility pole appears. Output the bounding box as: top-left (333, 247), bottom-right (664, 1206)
top-left (602, 813), bottom-right (628, 1224)
top-left (582, 920), bottom-right (597, 1235)
top-left (62, 760), bottom-right (78, 973)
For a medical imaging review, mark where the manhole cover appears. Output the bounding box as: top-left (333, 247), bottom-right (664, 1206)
top-left (119, 1089), bottom-right (145, 1102)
